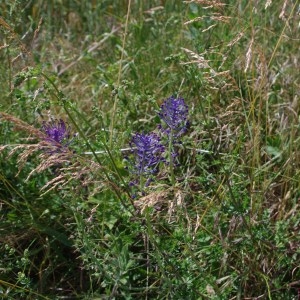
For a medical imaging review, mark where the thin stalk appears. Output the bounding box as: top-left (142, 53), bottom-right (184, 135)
top-left (109, 0), bottom-right (132, 146)
top-left (168, 130), bottom-right (175, 186)
top-left (0, 280), bottom-right (50, 300)
top-left (267, 0), bottom-right (299, 68)
top-left (139, 153), bottom-right (145, 193)
top-left (144, 208), bottom-right (172, 289)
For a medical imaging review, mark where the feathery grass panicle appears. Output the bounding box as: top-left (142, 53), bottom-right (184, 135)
top-left (183, 0), bottom-right (226, 9)
top-left (0, 112), bottom-right (44, 139)
top-left (37, 158), bottom-right (107, 196)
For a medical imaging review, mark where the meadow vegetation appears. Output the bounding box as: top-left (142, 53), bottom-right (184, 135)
top-left (0, 0), bottom-right (299, 299)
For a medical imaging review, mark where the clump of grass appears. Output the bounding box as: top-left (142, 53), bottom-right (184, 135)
top-left (0, 0), bottom-right (299, 299)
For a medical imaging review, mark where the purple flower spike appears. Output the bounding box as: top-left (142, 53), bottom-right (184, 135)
top-left (42, 119), bottom-right (72, 150)
top-left (130, 132), bottom-right (165, 176)
top-left (158, 96), bottom-right (189, 137)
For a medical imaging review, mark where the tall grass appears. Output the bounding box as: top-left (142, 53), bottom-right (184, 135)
top-left (0, 0), bottom-right (299, 299)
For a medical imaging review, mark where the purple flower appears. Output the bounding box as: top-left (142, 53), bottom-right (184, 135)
top-left (158, 96), bottom-right (189, 137)
top-left (129, 132), bottom-right (165, 178)
top-left (41, 119), bottom-right (72, 150)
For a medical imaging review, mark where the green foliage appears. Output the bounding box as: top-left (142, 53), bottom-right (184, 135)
top-left (1, 0), bottom-right (299, 299)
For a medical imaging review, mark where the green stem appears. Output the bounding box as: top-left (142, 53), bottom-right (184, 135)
top-left (169, 130), bottom-right (175, 186)
top-left (144, 208), bottom-right (171, 286)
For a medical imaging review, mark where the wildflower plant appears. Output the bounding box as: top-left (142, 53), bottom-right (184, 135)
top-left (158, 96), bottom-right (189, 185)
top-left (125, 96), bottom-right (189, 195)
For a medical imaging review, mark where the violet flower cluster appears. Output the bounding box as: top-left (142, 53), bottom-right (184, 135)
top-left (41, 119), bottom-right (72, 152)
top-left (127, 96), bottom-right (189, 190)
top-left (130, 132), bottom-right (165, 176)
top-left (158, 96), bottom-right (189, 138)
top-left (128, 132), bottom-right (165, 187)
